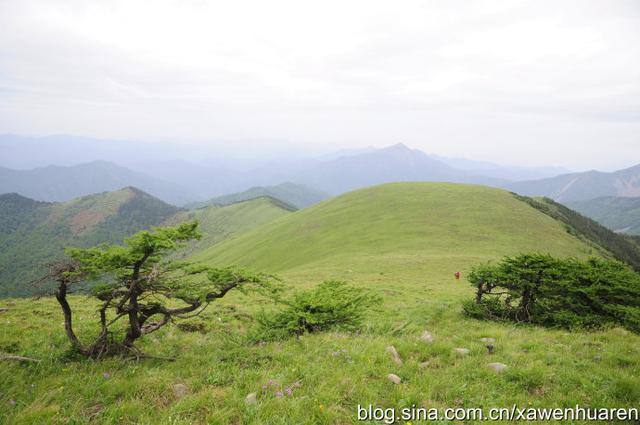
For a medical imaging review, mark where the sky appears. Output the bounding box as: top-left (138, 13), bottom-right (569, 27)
top-left (0, 0), bottom-right (639, 170)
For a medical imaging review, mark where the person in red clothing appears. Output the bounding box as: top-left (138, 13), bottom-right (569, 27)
top-left (454, 271), bottom-right (460, 281)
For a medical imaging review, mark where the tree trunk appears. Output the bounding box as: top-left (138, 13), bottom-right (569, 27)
top-left (55, 280), bottom-right (85, 353)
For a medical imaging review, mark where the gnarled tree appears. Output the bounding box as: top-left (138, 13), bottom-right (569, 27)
top-left (40, 222), bottom-right (275, 359)
top-left (463, 253), bottom-right (640, 332)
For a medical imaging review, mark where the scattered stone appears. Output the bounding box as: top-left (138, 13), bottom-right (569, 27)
top-left (421, 331), bottom-right (434, 343)
top-left (172, 383), bottom-right (189, 400)
top-left (245, 392), bottom-right (257, 404)
top-left (454, 348), bottom-right (470, 355)
top-left (83, 404), bottom-right (103, 420)
top-left (480, 337), bottom-right (495, 343)
top-left (593, 355), bottom-right (602, 362)
top-left (0, 308), bottom-right (8, 313)
top-left (486, 344), bottom-right (495, 354)
top-left (387, 374), bottom-right (402, 384)
top-left (530, 387), bottom-right (546, 396)
top-left (8, 399), bottom-right (16, 407)
top-left (102, 372), bottom-right (110, 379)
top-left (487, 362), bottom-right (508, 373)
top-left (418, 361), bottom-right (431, 369)
top-left (386, 345), bottom-right (403, 365)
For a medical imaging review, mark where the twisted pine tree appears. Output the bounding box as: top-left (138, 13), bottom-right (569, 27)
top-left (464, 253), bottom-right (640, 332)
top-left (40, 222), bottom-right (274, 359)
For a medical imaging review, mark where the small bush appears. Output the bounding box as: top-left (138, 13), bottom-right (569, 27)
top-left (464, 253), bottom-right (640, 332)
top-left (254, 280), bottom-right (380, 340)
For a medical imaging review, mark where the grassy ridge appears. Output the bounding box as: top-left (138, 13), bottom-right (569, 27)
top-left (195, 183), bottom-right (593, 272)
top-left (172, 197), bottom-right (293, 259)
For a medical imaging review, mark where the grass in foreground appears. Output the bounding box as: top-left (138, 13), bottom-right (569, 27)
top-left (1, 263), bottom-right (638, 424)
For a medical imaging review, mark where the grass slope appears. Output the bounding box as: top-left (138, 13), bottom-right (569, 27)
top-left (172, 197), bottom-right (293, 258)
top-left (195, 183), bottom-right (594, 273)
top-left (566, 196), bottom-right (640, 235)
top-left (1, 183), bottom-right (638, 424)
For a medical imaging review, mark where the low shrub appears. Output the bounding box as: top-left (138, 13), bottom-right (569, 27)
top-left (254, 280), bottom-right (380, 340)
top-left (463, 253), bottom-right (640, 332)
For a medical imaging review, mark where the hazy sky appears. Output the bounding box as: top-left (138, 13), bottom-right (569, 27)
top-left (0, 0), bottom-right (639, 170)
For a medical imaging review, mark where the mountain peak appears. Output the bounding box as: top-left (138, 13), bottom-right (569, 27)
top-left (385, 143), bottom-right (412, 152)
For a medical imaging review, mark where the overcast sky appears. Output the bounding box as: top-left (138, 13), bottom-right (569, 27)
top-left (0, 0), bottom-right (638, 170)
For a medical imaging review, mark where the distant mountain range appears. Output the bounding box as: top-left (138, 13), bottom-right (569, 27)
top-left (188, 183), bottom-right (329, 210)
top-left (2, 134), bottom-right (639, 236)
top-left (0, 161), bottom-right (195, 206)
top-left (280, 143), bottom-right (505, 194)
top-left (505, 164), bottom-right (640, 202)
top-left (0, 142), bottom-right (511, 204)
top-left (1, 134), bottom-right (588, 204)
top-left (432, 155), bottom-right (570, 181)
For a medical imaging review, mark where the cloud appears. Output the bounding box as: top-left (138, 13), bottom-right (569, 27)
top-left (0, 0), bottom-right (638, 169)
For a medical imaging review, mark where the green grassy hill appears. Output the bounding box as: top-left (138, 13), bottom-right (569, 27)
top-left (2, 183), bottom-right (638, 424)
top-left (195, 183), bottom-right (594, 274)
top-left (172, 197), bottom-right (293, 258)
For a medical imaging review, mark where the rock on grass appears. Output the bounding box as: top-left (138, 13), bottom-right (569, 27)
top-left (487, 362), bottom-right (508, 372)
top-left (421, 331), bottom-right (434, 343)
top-left (386, 345), bottom-right (402, 365)
top-left (387, 374), bottom-right (402, 384)
top-left (172, 383), bottom-right (189, 400)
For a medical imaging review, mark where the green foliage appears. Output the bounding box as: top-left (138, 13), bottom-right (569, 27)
top-left (67, 221), bottom-right (201, 278)
top-left (464, 253), bottom-right (640, 332)
top-left (255, 281), bottom-right (380, 340)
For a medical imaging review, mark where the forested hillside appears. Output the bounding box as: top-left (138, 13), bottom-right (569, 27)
top-left (0, 188), bottom-right (179, 297)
